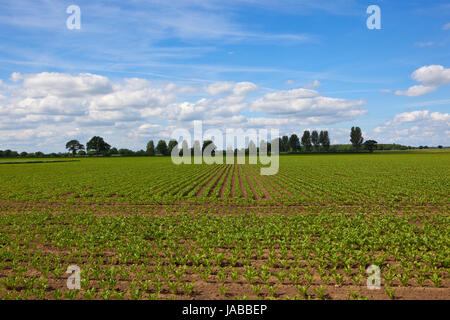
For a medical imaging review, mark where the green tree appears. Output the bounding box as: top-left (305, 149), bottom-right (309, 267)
top-left (86, 136), bottom-right (110, 155)
top-left (180, 140), bottom-right (189, 156)
top-left (350, 127), bottom-right (364, 151)
top-left (135, 150), bottom-right (146, 156)
top-left (146, 140), bottom-right (155, 156)
top-left (168, 139), bottom-right (178, 155)
top-left (109, 147), bottom-right (119, 155)
top-left (156, 140), bottom-right (168, 155)
top-left (118, 148), bottom-right (134, 156)
top-left (288, 134), bottom-right (300, 152)
top-left (311, 130), bottom-right (319, 151)
top-left (202, 140), bottom-right (212, 152)
top-left (202, 140), bottom-right (216, 156)
top-left (192, 140), bottom-right (201, 156)
top-left (319, 131), bottom-right (325, 149)
top-left (364, 140), bottom-right (378, 153)
top-left (281, 136), bottom-right (289, 152)
top-left (65, 140), bottom-right (84, 156)
top-left (319, 131), bottom-right (330, 151)
top-left (273, 138), bottom-right (282, 153)
top-left (301, 130), bottom-right (312, 152)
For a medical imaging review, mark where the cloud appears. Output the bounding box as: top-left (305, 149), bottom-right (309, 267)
top-left (92, 78), bottom-right (176, 112)
top-left (205, 81), bottom-right (258, 96)
top-left (0, 0), bottom-right (319, 91)
top-left (285, 80), bottom-right (320, 89)
top-left (172, 82), bottom-right (257, 121)
top-left (395, 85), bottom-right (437, 97)
top-left (396, 65), bottom-right (450, 96)
top-left (389, 110), bottom-right (431, 125)
top-left (0, 0), bottom-right (315, 45)
top-left (20, 72), bottom-right (113, 98)
top-left (0, 72), bottom-right (369, 152)
top-left (10, 72), bottom-right (22, 82)
top-left (373, 110), bottom-right (450, 145)
top-left (205, 82), bottom-right (235, 95)
top-left (232, 82), bottom-right (258, 96)
top-left (304, 80), bottom-right (321, 89)
top-left (443, 23), bottom-right (450, 30)
top-left (411, 65), bottom-right (450, 86)
top-left (164, 83), bottom-right (199, 95)
top-left (249, 88), bottom-right (367, 123)
top-left (285, 80), bottom-right (295, 86)
top-left (0, 73), bottom-right (180, 130)
top-left (127, 123), bottom-right (163, 139)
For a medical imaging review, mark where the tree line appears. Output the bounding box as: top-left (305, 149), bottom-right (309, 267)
top-left (277, 130), bottom-right (331, 153)
top-left (63, 130), bottom-right (332, 157)
top-left (59, 127), bottom-right (404, 156)
top-left (0, 127), bottom-right (442, 158)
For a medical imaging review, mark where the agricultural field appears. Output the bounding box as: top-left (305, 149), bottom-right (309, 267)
top-left (0, 152), bottom-right (449, 300)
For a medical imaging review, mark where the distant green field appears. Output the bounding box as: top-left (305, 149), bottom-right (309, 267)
top-left (0, 153), bottom-right (448, 300)
top-left (0, 152), bottom-right (448, 205)
top-left (0, 160), bottom-right (79, 165)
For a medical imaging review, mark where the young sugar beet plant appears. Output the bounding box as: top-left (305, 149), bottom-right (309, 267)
top-left (0, 154), bottom-right (449, 300)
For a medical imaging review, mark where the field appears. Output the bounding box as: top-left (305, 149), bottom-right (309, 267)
top-left (0, 152), bottom-right (449, 300)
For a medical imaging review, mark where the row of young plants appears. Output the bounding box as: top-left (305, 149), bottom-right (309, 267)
top-left (0, 205), bottom-right (447, 299)
top-left (0, 153), bottom-right (448, 206)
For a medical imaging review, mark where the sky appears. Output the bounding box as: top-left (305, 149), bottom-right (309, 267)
top-left (0, 0), bottom-right (449, 152)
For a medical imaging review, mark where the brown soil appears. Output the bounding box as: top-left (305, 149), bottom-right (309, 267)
top-left (230, 165), bottom-right (236, 198)
top-left (240, 166), bottom-right (261, 200)
top-left (219, 166), bottom-right (232, 198)
top-left (0, 204), bottom-right (448, 300)
top-left (0, 251), bottom-right (448, 300)
top-left (0, 200), bottom-right (447, 217)
top-left (237, 165), bottom-right (247, 198)
top-left (248, 166), bottom-right (283, 199)
top-left (208, 165), bottom-right (229, 197)
top-left (195, 165), bottom-right (226, 196)
top-left (246, 167), bottom-right (273, 200)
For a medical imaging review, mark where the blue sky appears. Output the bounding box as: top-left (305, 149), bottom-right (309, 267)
top-left (0, 0), bottom-right (449, 152)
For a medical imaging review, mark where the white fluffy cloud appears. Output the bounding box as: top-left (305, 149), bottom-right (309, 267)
top-left (395, 85), bottom-right (436, 97)
top-left (250, 88), bottom-right (366, 122)
top-left (304, 80), bottom-right (321, 89)
top-left (10, 72), bottom-right (22, 82)
top-left (396, 65), bottom-right (450, 96)
top-left (373, 110), bottom-right (450, 145)
top-left (389, 110), bottom-right (435, 125)
top-left (205, 82), bottom-right (235, 95)
top-left (0, 72), bottom-right (370, 152)
top-left (411, 65), bottom-right (450, 86)
top-left (167, 81), bottom-right (258, 122)
top-left (205, 81), bottom-right (257, 96)
top-left (20, 72), bottom-right (113, 98)
top-left (127, 123), bottom-right (164, 139)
